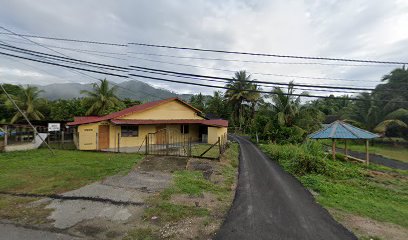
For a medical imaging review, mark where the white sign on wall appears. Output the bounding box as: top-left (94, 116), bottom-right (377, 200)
top-left (48, 123), bottom-right (61, 132)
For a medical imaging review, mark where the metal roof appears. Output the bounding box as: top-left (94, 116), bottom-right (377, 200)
top-left (308, 120), bottom-right (379, 139)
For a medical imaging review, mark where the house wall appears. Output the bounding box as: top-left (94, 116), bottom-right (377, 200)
top-left (119, 101), bottom-right (204, 120)
top-left (108, 124), bottom-right (156, 149)
top-left (208, 127), bottom-right (228, 144)
top-left (77, 122), bottom-right (100, 150)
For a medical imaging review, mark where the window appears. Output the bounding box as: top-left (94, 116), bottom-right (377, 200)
top-left (180, 124), bottom-right (189, 134)
top-left (121, 126), bottom-right (139, 137)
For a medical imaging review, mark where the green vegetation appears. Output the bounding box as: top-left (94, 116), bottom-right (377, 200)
top-left (125, 228), bottom-right (159, 240)
top-left (0, 149), bottom-right (142, 194)
top-left (322, 139), bottom-right (408, 163)
top-left (260, 142), bottom-right (408, 229)
top-left (190, 143), bottom-right (221, 159)
top-left (144, 143), bottom-right (239, 224)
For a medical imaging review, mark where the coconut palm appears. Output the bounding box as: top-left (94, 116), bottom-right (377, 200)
top-left (6, 85), bottom-right (45, 123)
top-left (81, 79), bottom-right (123, 115)
top-left (225, 71), bottom-right (260, 129)
top-left (270, 82), bottom-right (302, 127)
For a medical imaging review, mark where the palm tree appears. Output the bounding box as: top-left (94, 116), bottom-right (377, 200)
top-left (225, 71), bottom-right (260, 129)
top-left (346, 92), bottom-right (407, 135)
top-left (270, 82), bottom-right (302, 127)
top-left (7, 85), bottom-right (45, 123)
top-left (81, 79), bottom-right (123, 115)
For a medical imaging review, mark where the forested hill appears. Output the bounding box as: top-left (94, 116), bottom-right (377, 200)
top-left (36, 80), bottom-right (192, 102)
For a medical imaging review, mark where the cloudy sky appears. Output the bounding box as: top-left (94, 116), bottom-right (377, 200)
top-left (0, 0), bottom-right (407, 96)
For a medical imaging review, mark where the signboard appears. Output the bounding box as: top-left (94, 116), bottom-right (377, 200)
top-left (48, 123), bottom-right (61, 132)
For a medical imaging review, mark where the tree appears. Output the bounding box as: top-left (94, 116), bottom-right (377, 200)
top-left (225, 71), bottom-right (261, 130)
top-left (206, 91), bottom-right (229, 118)
top-left (5, 85), bottom-right (46, 123)
top-left (81, 79), bottom-right (124, 116)
top-left (267, 82), bottom-right (324, 143)
top-left (189, 93), bottom-right (206, 111)
top-left (49, 98), bottom-right (86, 121)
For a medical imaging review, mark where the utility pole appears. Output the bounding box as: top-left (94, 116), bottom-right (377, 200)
top-left (0, 83), bottom-right (55, 155)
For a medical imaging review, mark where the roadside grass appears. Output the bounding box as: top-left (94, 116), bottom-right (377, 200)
top-left (259, 143), bottom-right (408, 231)
top-left (321, 139), bottom-right (408, 163)
top-left (125, 227), bottom-right (159, 240)
top-left (191, 143), bottom-right (220, 159)
top-left (0, 149), bottom-right (143, 194)
top-left (143, 143), bottom-right (239, 225)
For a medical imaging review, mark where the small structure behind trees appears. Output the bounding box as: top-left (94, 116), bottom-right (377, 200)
top-left (309, 120), bottom-right (379, 165)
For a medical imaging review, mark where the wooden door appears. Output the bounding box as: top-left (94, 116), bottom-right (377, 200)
top-left (98, 125), bottom-right (109, 150)
top-left (155, 125), bottom-right (166, 144)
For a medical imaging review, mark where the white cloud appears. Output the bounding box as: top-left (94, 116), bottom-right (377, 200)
top-left (0, 0), bottom-right (406, 96)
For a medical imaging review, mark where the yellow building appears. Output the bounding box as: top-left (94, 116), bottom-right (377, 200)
top-left (67, 98), bottom-right (228, 151)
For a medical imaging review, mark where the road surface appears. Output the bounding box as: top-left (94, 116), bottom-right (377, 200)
top-left (215, 135), bottom-right (356, 240)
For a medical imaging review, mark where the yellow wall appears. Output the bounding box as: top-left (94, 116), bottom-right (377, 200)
top-left (120, 101), bottom-right (204, 120)
top-left (208, 127), bottom-right (228, 144)
top-left (77, 122), bottom-right (100, 150)
top-left (108, 124), bottom-right (156, 149)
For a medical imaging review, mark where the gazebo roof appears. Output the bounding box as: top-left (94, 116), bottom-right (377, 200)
top-left (308, 120), bottom-right (379, 139)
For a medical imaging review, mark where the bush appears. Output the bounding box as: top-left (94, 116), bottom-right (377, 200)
top-left (260, 141), bottom-right (328, 176)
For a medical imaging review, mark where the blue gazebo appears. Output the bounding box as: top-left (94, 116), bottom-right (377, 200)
top-left (309, 120), bottom-right (379, 164)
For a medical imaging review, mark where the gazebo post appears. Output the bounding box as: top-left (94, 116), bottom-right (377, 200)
top-left (344, 139), bottom-right (348, 160)
top-left (332, 139), bottom-right (336, 160)
top-left (365, 139), bottom-right (369, 165)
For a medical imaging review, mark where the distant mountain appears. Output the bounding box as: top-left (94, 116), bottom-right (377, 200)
top-left (36, 80), bottom-right (193, 102)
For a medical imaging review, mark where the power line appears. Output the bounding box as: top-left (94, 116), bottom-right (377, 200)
top-left (129, 56), bottom-right (383, 87)
top-left (129, 66), bottom-right (402, 92)
top-left (132, 69), bottom-right (366, 95)
top-left (2, 47), bottom-right (406, 103)
top-left (128, 73), bottom-right (408, 103)
top-left (128, 52), bottom-right (395, 68)
top-left (0, 43), bottom-right (130, 72)
top-left (0, 36), bottom-right (387, 85)
top-left (1, 40), bottom-right (398, 94)
top-left (0, 31), bottom-right (126, 47)
top-left (129, 42), bottom-right (408, 65)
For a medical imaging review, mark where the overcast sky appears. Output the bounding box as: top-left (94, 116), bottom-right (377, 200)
top-left (0, 0), bottom-right (407, 96)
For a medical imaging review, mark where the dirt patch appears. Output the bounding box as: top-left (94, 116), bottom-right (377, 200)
top-left (170, 193), bottom-right (219, 210)
top-left (138, 156), bottom-right (188, 172)
top-left (329, 208), bottom-right (408, 240)
top-left (159, 217), bottom-right (221, 240)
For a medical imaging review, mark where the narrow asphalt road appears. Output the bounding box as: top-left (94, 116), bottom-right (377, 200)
top-left (215, 135), bottom-right (356, 240)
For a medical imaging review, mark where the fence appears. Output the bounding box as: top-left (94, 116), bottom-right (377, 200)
top-left (145, 129), bottom-right (228, 160)
top-left (43, 130), bottom-right (76, 150)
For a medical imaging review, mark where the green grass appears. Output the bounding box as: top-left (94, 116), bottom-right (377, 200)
top-left (321, 139), bottom-right (408, 163)
top-left (191, 143), bottom-right (220, 159)
top-left (260, 143), bottom-right (408, 228)
top-left (0, 149), bottom-right (143, 194)
top-left (144, 143), bottom-right (239, 224)
top-left (125, 228), bottom-right (159, 240)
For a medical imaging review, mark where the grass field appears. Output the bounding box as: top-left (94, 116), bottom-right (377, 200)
top-left (321, 139), bottom-right (408, 163)
top-left (190, 143), bottom-right (221, 159)
top-left (0, 149), bottom-right (143, 194)
top-left (260, 143), bottom-right (408, 239)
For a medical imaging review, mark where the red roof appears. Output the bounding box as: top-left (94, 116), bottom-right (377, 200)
top-left (66, 98), bottom-right (223, 126)
top-left (111, 119), bottom-right (228, 127)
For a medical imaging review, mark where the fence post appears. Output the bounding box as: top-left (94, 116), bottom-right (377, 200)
top-left (4, 125), bottom-right (7, 147)
top-left (61, 131), bottom-right (65, 149)
top-left (145, 135), bottom-right (149, 155)
top-left (117, 133), bottom-right (120, 153)
top-left (188, 136), bottom-right (192, 157)
top-left (166, 130), bottom-right (169, 156)
top-left (96, 132), bottom-right (98, 151)
top-left (218, 137), bottom-right (221, 155)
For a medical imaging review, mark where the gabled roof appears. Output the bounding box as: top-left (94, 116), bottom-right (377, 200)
top-left (67, 98), bottom-right (204, 126)
top-left (111, 119), bottom-right (228, 127)
top-left (308, 120), bottom-right (379, 139)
